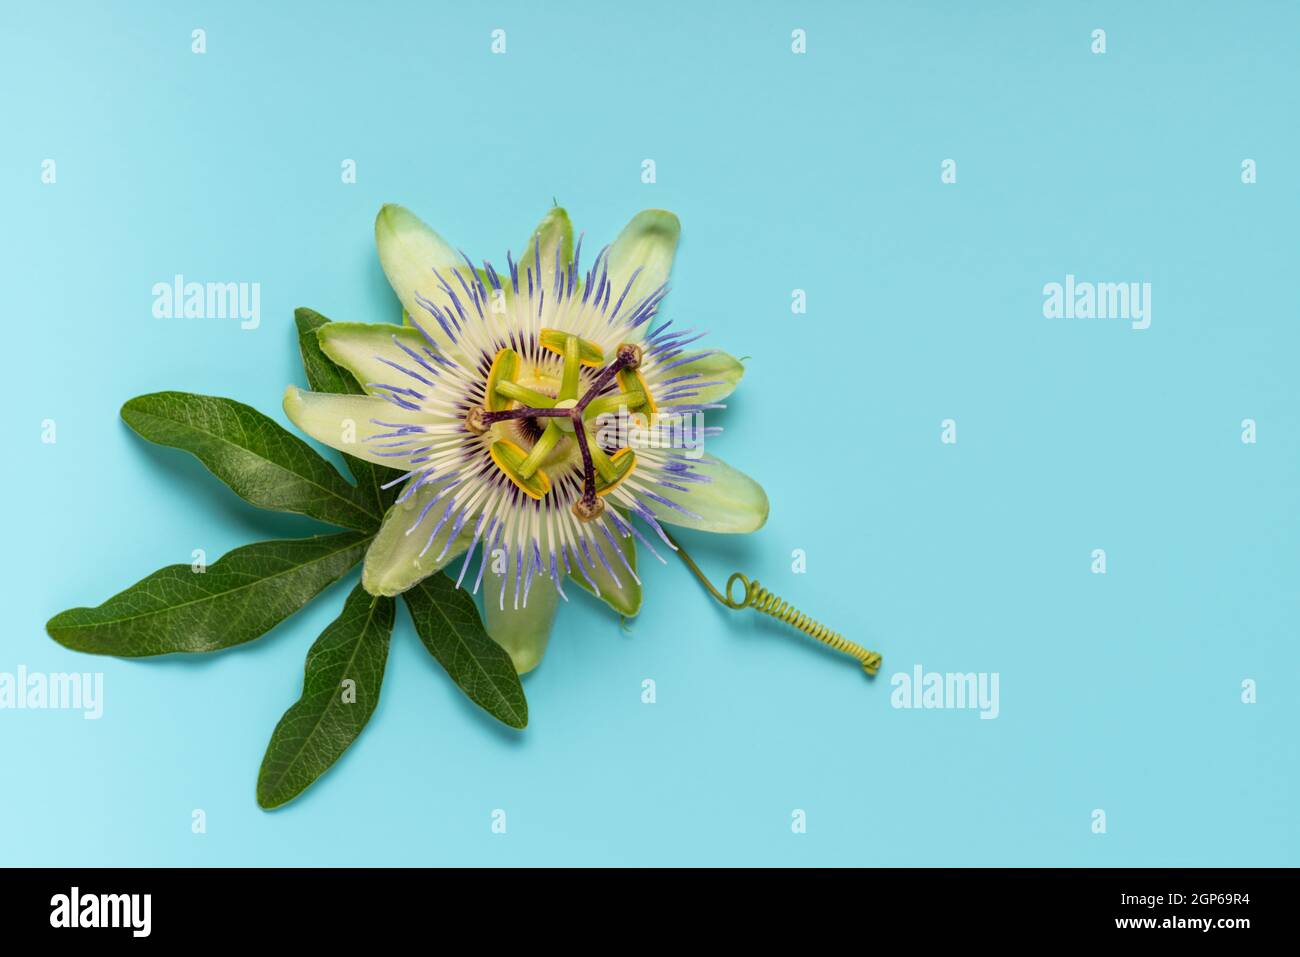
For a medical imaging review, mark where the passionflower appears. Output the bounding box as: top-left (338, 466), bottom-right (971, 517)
top-left (283, 205), bottom-right (767, 672)
top-left (47, 201), bottom-right (879, 809)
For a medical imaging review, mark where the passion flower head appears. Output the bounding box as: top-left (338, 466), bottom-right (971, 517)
top-left (284, 205), bottom-right (768, 672)
top-left (46, 201), bottom-right (879, 810)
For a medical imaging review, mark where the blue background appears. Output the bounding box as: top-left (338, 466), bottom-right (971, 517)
top-left (2, 0), bottom-right (1296, 866)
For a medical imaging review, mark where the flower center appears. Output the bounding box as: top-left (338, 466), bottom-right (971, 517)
top-left (471, 331), bottom-right (647, 521)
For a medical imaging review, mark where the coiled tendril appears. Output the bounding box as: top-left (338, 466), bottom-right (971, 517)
top-left (664, 531), bottom-right (881, 677)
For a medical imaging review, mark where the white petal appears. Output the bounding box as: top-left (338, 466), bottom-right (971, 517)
top-left (639, 453), bottom-right (768, 534)
top-left (283, 387), bottom-right (428, 466)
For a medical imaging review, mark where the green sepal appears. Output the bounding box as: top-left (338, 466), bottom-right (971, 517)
top-left (294, 308), bottom-right (405, 515)
top-left (362, 481), bottom-right (476, 597)
top-left (519, 206), bottom-right (574, 297)
top-left (568, 520), bottom-right (642, 617)
top-left (606, 209), bottom-right (680, 311)
top-left (483, 559), bottom-right (561, 674)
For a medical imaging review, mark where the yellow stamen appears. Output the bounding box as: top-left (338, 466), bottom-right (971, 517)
top-left (595, 448), bottom-right (636, 497)
top-left (586, 437), bottom-right (619, 483)
top-left (490, 440), bottom-right (552, 499)
top-left (485, 348), bottom-right (520, 412)
top-left (617, 368), bottom-right (656, 414)
top-left (539, 328), bottom-right (604, 367)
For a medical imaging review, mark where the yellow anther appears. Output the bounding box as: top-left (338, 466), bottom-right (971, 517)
top-left (586, 438), bottom-right (619, 483)
top-left (595, 448), bottom-right (636, 498)
top-left (616, 368), bottom-right (656, 414)
top-left (485, 348), bottom-right (520, 412)
top-left (539, 328), bottom-right (605, 367)
top-left (490, 440), bottom-right (552, 499)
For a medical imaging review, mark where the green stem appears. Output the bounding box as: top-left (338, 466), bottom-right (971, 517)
top-left (662, 529), bottom-right (882, 677)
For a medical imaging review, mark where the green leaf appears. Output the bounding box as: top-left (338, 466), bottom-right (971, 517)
top-left (257, 583), bottom-right (395, 809)
top-left (294, 308), bottom-right (405, 515)
top-left (404, 573), bottom-right (528, 729)
top-left (121, 391), bottom-right (379, 531)
top-left (46, 532), bottom-right (371, 656)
